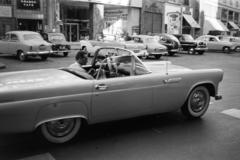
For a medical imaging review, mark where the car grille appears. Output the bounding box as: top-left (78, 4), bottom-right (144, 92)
top-left (198, 42), bottom-right (206, 48)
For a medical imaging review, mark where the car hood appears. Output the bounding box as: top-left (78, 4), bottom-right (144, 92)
top-left (0, 69), bottom-right (91, 102)
top-left (123, 41), bottom-right (146, 49)
top-left (147, 43), bottom-right (167, 49)
top-left (144, 61), bottom-right (192, 74)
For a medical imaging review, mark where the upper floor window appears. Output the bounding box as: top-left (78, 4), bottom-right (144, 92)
top-left (0, 0), bottom-right (11, 4)
top-left (183, 0), bottom-right (189, 5)
top-left (229, 0), bottom-right (233, 6)
top-left (236, 1), bottom-right (239, 8)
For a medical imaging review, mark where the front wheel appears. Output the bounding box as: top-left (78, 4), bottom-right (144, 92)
top-left (234, 46), bottom-right (240, 52)
top-left (223, 46), bottom-right (231, 53)
top-left (17, 51), bottom-right (27, 61)
top-left (188, 48), bottom-right (195, 54)
top-left (181, 86), bottom-right (210, 119)
top-left (40, 118), bottom-right (81, 143)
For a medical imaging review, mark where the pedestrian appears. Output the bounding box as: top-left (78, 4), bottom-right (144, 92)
top-left (69, 50), bottom-right (88, 72)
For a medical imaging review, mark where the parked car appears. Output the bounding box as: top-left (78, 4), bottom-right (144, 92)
top-left (42, 32), bottom-right (71, 57)
top-left (153, 33), bottom-right (180, 56)
top-left (131, 35), bottom-right (167, 59)
top-left (196, 35), bottom-right (235, 53)
top-left (0, 47), bottom-right (223, 144)
top-left (80, 40), bottom-right (148, 58)
top-left (0, 31), bottom-right (52, 61)
top-left (218, 36), bottom-right (240, 52)
top-left (174, 34), bottom-right (207, 55)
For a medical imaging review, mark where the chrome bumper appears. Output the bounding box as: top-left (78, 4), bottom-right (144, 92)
top-left (26, 50), bottom-right (53, 55)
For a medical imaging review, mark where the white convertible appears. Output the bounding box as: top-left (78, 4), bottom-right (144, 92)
top-left (0, 47), bottom-right (223, 144)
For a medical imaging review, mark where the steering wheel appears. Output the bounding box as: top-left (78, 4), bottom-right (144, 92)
top-left (88, 68), bottom-right (97, 78)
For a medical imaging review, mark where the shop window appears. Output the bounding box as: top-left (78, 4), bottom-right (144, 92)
top-left (0, 0), bottom-right (11, 5)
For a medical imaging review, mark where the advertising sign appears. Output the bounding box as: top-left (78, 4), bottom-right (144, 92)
top-left (0, 6), bottom-right (12, 17)
top-left (167, 12), bottom-right (181, 34)
top-left (17, 0), bottom-right (40, 10)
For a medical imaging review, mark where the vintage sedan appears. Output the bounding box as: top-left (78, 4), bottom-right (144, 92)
top-left (154, 33), bottom-right (181, 56)
top-left (0, 47), bottom-right (223, 144)
top-left (131, 35), bottom-right (167, 59)
top-left (218, 36), bottom-right (240, 52)
top-left (42, 32), bottom-right (71, 57)
top-left (0, 31), bottom-right (52, 61)
top-left (80, 39), bottom-right (148, 58)
top-left (174, 34), bottom-right (207, 55)
top-left (196, 35), bottom-right (235, 53)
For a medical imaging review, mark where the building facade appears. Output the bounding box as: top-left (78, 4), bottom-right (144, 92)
top-left (197, 0), bottom-right (240, 36)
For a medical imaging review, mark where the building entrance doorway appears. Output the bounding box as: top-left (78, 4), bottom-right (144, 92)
top-left (62, 23), bottom-right (79, 42)
top-left (17, 19), bottom-right (43, 32)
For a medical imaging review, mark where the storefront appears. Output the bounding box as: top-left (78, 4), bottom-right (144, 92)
top-left (57, 0), bottom-right (142, 41)
top-left (181, 6), bottom-right (200, 37)
top-left (0, 4), bottom-right (15, 38)
top-left (14, 0), bottom-right (45, 32)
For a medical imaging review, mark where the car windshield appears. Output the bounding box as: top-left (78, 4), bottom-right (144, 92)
top-left (182, 35), bottom-right (194, 41)
top-left (145, 37), bottom-right (158, 43)
top-left (48, 34), bottom-right (66, 42)
top-left (165, 34), bottom-right (179, 42)
top-left (23, 34), bottom-right (43, 41)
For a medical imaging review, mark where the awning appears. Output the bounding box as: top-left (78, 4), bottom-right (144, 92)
top-left (183, 14), bottom-right (200, 28)
top-left (228, 21), bottom-right (240, 30)
top-left (204, 17), bottom-right (229, 32)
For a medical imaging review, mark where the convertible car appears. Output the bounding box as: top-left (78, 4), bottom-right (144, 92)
top-left (0, 47), bottom-right (223, 144)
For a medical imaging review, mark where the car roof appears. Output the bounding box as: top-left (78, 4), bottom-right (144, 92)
top-left (6, 31), bottom-right (40, 35)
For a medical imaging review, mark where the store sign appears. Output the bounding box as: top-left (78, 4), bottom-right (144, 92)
top-left (0, 6), bottom-right (12, 17)
top-left (167, 12), bottom-right (181, 34)
top-left (17, 0), bottom-right (40, 10)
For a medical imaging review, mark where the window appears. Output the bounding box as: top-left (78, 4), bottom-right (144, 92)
top-left (0, 0), bottom-right (11, 5)
top-left (10, 34), bottom-right (18, 41)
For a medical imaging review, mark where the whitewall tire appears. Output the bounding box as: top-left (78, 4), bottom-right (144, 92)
top-left (40, 118), bottom-right (81, 143)
top-left (181, 86), bottom-right (210, 119)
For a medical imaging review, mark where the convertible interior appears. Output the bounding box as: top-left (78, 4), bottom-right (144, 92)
top-left (62, 48), bottom-right (151, 80)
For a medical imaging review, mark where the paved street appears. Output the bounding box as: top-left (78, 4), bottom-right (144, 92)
top-left (0, 51), bottom-right (240, 160)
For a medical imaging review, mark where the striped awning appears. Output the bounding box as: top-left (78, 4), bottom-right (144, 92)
top-left (183, 14), bottom-right (200, 28)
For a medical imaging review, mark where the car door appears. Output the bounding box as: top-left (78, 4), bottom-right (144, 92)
top-left (207, 37), bottom-right (219, 50)
top-left (91, 55), bottom-right (153, 123)
top-left (8, 33), bottom-right (20, 55)
top-left (0, 33), bottom-right (10, 54)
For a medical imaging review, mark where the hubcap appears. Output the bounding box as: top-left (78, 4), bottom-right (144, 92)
top-left (236, 47), bottom-right (240, 52)
top-left (19, 53), bottom-right (25, 61)
top-left (46, 119), bottom-right (75, 137)
top-left (190, 90), bottom-right (206, 113)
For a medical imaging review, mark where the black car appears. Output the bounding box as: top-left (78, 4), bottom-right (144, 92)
top-left (154, 33), bottom-right (180, 56)
top-left (174, 34), bottom-right (207, 55)
top-left (42, 32), bottom-right (71, 57)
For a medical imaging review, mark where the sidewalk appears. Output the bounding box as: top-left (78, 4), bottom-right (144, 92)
top-left (0, 62), bottom-right (6, 69)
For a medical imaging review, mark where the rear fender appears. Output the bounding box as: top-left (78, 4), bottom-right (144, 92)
top-left (35, 101), bottom-right (89, 129)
